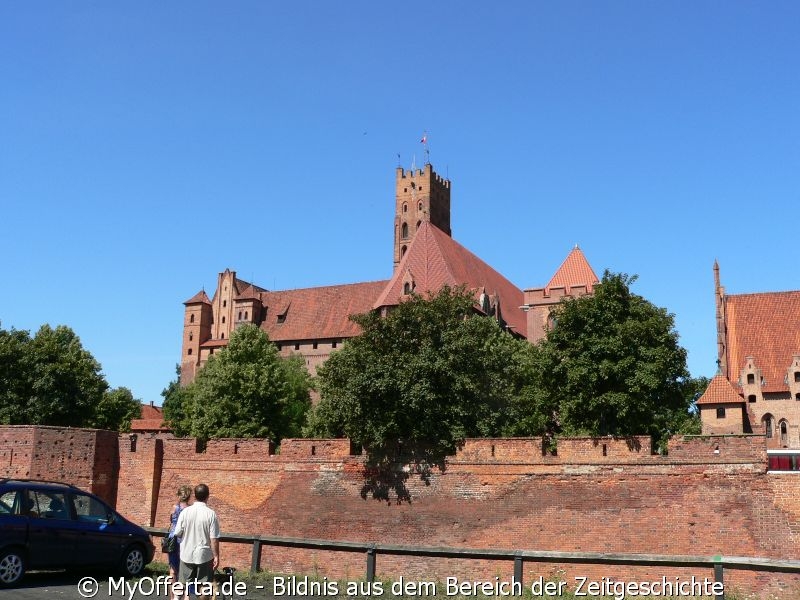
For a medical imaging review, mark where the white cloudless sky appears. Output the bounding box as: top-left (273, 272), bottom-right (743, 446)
top-left (2, 2), bottom-right (798, 403)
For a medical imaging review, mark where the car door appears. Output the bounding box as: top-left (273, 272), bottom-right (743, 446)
top-left (0, 489), bottom-right (28, 552)
top-left (69, 492), bottom-right (127, 567)
top-left (25, 489), bottom-right (80, 568)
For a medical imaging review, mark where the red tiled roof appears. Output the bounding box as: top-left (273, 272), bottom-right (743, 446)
top-left (130, 419), bottom-right (171, 433)
top-left (695, 373), bottom-right (744, 405)
top-left (373, 222), bottom-right (526, 335)
top-left (184, 290), bottom-right (211, 305)
top-left (139, 403), bottom-right (163, 420)
top-left (726, 291), bottom-right (800, 393)
top-left (201, 339), bottom-right (230, 348)
top-left (258, 280), bottom-right (390, 342)
top-left (546, 246), bottom-right (599, 292)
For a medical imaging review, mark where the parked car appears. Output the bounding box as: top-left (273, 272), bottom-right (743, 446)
top-left (0, 478), bottom-right (155, 587)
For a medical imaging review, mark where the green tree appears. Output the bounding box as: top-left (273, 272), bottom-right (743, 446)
top-left (89, 387), bottom-right (142, 432)
top-left (176, 324), bottom-right (312, 442)
top-left (307, 286), bottom-right (540, 468)
top-left (8, 325), bottom-right (108, 427)
top-left (162, 364), bottom-right (191, 436)
top-left (531, 271), bottom-right (692, 444)
top-left (0, 326), bottom-right (32, 425)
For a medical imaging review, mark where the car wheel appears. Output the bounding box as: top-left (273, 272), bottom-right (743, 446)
top-left (121, 545), bottom-right (146, 577)
top-left (0, 548), bottom-right (25, 587)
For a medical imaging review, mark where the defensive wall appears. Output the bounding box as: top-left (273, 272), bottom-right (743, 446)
top-left (2, 426), bottom-right (800, 597)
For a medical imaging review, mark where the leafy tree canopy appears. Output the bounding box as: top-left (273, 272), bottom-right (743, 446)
top-left (529, 271), bottom-right (697, 444)
top-left (0, 323), bottom-right (133, 429)
top-left (89, 387), bottom-right (142, 432)
top-left (307, 286), bottom-right (541, 468)
top-left (171, 324), bottom-right (312, 442)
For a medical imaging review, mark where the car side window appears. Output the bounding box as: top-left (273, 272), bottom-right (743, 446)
top-left (72, 493), bottom-right (111, 524)
top-left (30, 491), bottom-right (71, 520)
top-left (0, 490), bottom-right (20, 515)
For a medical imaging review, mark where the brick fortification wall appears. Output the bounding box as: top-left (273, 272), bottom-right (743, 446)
top-left (0, 425), bottom-right (118, 504)
top-left (3, 426), bottom-right (800, 597)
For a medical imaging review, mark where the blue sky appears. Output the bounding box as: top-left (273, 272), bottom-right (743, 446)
top-left (2, 2), bottom-right (798, 405)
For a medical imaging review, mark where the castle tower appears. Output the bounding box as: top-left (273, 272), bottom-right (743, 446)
top-left (394, 163), bottom-right (451, 271)
top-left (714, 261), bottom-right (728, 378)
top-left (181, 290), bottom-right (212, 385)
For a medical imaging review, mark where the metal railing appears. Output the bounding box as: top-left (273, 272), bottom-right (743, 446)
top-left (147, 527), bottom-right (800, 600)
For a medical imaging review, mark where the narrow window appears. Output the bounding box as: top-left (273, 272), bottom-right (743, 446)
top-left (332, 341), bottom-right (338, 349)
top-left (402, 202), bottom-right (408, 213)
top-left (294, 343), bottom-right (300, 351)
top-left (491, 445), bottom-right (495, 458)
top-left (187, 348), bottom-right (192, 356)
top-left (311, 445), bottom-right (316, 456)
top-left (796, 393), bottom-right (800, 401)
top-left (781, 421), bottom-right (789, 445)
top-left (747, 373), bottom-right (755, 385)
top-left (220, 333), bottom-right (224, 339)
top-left (244, 311), bottom-right (248, 320)
top-left (716, 407), bottom-right (726, 419)
top-left (602, 444), bottom-right (607, 456)
top-left (238, 311), bottom-right (242, 320)
top-left (222, 316), bottom-right (226, 324)
top-left (416, 220), bottom-right (421, 230)
top-left (401, 222), bottom-right (409, 239)
top-left (223, 300), bottom-right (227, 307)
top-left (190, 314), bottom-right (195, 324)
top-left (418, 201), bottom-right (423, 211)
top-left (764, 416), bottom-right (774, 438)
top-left (795, 372), bottom-right (800, 383)
top-left (403, 282), bottom-right (411, 295)
top-left (189, 332), bottom-right (193, 341)
top-left (313, 342), bottom-right (318, 350)
top-left (401, 245), bottom-right (407, 258)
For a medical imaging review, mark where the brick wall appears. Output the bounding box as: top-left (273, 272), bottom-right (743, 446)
top-left (4, 426), bottom-right (800, 598)
top-left (0, 426), bottom-right (118, 503)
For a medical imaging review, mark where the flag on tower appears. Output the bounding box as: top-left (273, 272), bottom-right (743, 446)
top-left (420, 132), bottom-right (427, 144)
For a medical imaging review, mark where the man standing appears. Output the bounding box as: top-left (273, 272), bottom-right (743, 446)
top-left (173, 483), bottom-right (220, 600)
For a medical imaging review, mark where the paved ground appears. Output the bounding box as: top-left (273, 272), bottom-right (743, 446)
top-left (0, 570), bottom-right (281, 600)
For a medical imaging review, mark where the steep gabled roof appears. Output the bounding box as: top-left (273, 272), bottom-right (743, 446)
top-left (373, 221), bottom-right (526, 335)
top-left (696, 373), bottom-right (744, 405)
top-left (259, 280), bottom-right (390, 342)
top-left (725, 291), bottom-right (800, 393)
top-left (184, 290), bottom-right (211, 305)
top-left (545, 245), bottom-right (599, 292)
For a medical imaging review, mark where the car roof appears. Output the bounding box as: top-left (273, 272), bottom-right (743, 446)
top-left (0, 478), bottom-right (83, 491)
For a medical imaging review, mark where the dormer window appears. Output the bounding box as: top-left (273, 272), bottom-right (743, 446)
top-left (747, 373), bottom-right (755, 385)
top-left (403, 282), bottom-right (411, 295)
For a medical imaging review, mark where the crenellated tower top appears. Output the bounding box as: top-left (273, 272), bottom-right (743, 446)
top-left (394, 163), bottom-right (451, 271)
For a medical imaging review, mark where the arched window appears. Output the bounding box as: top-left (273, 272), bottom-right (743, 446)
top-left (401, 222), bottom-right (409, 239)
top-left (418, 201), bottom-right (423, 211)
top-left (190, 314), bottom-right (195, 324)
top-left (222, 316), bottom-right (226, 324)
top-left (763, 414), bottom-right (774, 438)
top-left (189, 332), bottom-right (193, 342)
top-left (780, 420), bottom-right (789, 446)
top-left (416, 220), bottom-right (421, 230)
top-left (402, 202), bottom-right (408, 213)
top-left (401, 245), bottom-right (407, 258)
top-left (403, 282), bottom-right (411, 295)
top-left (221, 333), bottom-right (224, 339)
top-left (238, 311), bottom-right (242, 320)
top-left (244, 311), bottom-right (248, 320)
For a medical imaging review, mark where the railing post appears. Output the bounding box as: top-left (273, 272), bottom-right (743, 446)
top-left (514, 552), bottom-right (523, 589)
top-left (714, 562), bottom-right (724, 600)
top-left (366, 545), bottom-right (377, 582)
top-left (250, 539), bottom-right (262, 573)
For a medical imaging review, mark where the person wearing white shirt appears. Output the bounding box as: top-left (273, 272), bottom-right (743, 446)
top-left (173, 483), bottom-right (220, 600)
